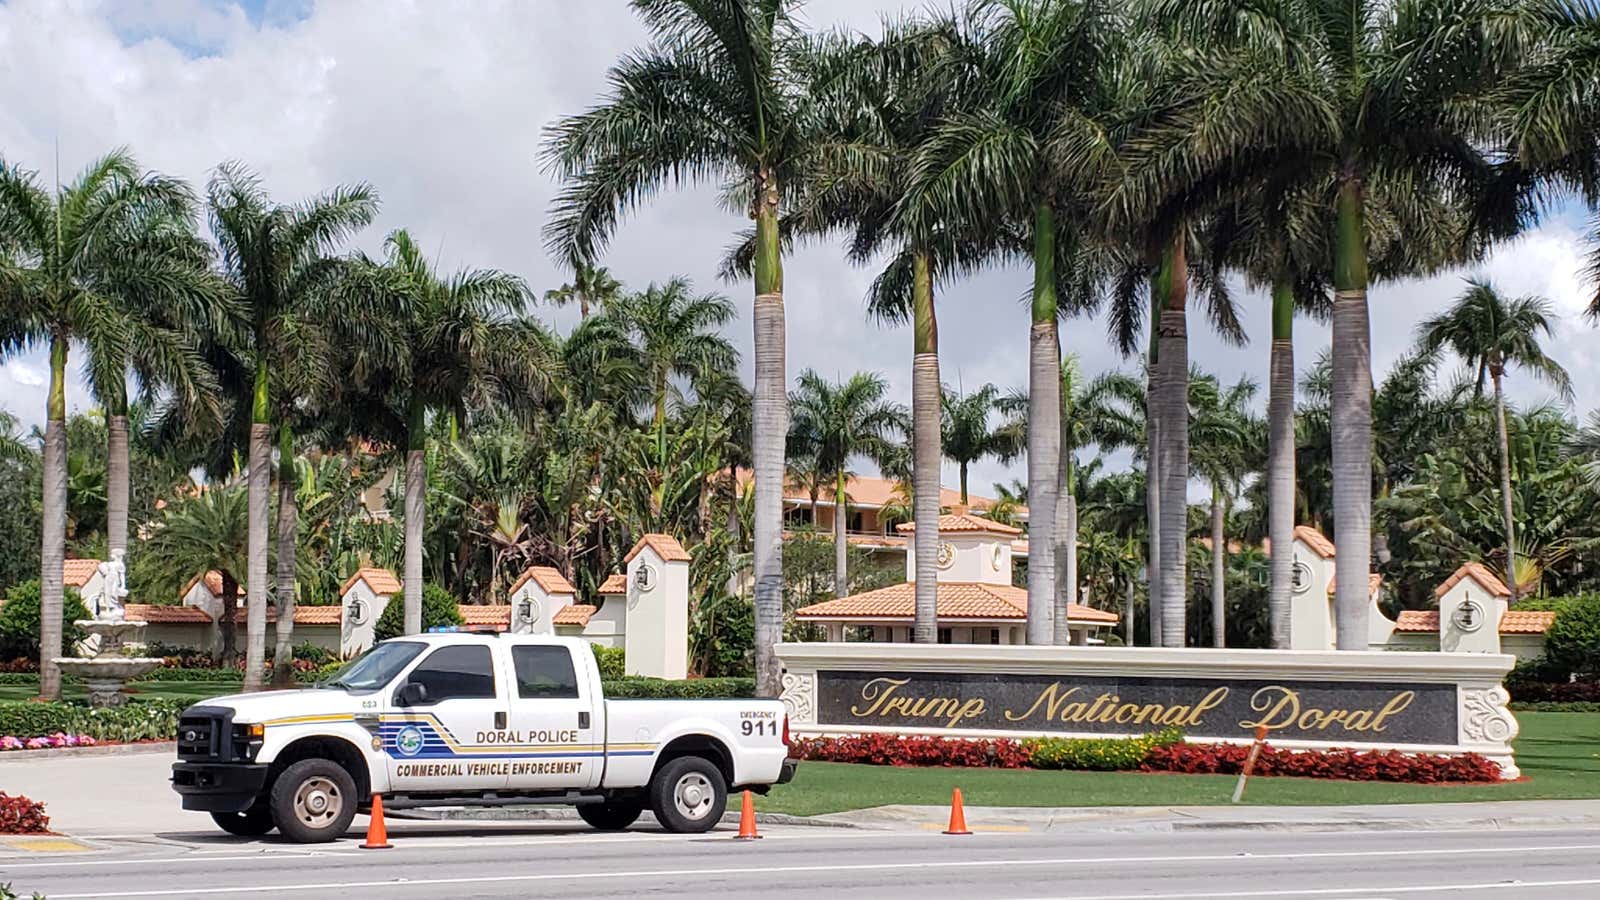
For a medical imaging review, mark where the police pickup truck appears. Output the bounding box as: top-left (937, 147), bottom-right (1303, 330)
top-left (171, 633), bottom-right (795, 842)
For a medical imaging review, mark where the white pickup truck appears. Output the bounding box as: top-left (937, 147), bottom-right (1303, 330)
top-left (171, 633), bottom-right (795, 842)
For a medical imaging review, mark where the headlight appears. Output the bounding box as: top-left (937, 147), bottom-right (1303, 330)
top-left (243, 722), bottom-right (265, 740)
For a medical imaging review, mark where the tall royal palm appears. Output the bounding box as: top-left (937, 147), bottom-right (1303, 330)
top-left (1126, 0), bottom-right (1522, 648)
top-left (207, 163), bottom-right (378, 691)
top-left (0, 149), bottom-right (209, 700)
top-left (1189, 374), bottom-right (1260, 647)
top-left (1418, 279), bottom-right (1571, 603)
top-left (544, 259), bottom-right (621, 321)
top-left (942, 384), bottom-right (1022, 505)
top-left (354, 229), bottom-right (548, 637)
top-left (910, 0), bottom-right (1125, 642)
top-left (788, 370), bottom-right (906, 598)
top-left (544, 0), bottom-right (815, 695)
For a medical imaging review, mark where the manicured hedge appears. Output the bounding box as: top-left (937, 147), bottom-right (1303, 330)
top-left (1141, 742), bottom-right (1501, 783)
top-left (600, 677), bottom-right (755, 699)
top-left (0, 793), bottom-right (49, 834)
top-left (590, 645), bottom-right (625, 680)
top-left (1025, 729), bottom-right (1183, 771)
top-left (1508, 680), bottom-right (1600, 704)
top-left (791, 734), bottom-right (1030, 768)
top-left (0, 699), bottom-right (184, 744)
top-left (1511, 701), bottom-right (1600, 713)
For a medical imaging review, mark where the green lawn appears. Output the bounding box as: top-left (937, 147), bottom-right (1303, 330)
top-left (0, 680), bottom-right (243, 704)
top-left (758, 712), bottom-right (1600, 816)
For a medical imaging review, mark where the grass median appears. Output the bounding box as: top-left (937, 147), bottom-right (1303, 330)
top-left (757, 712), bottom-right (1600, 816)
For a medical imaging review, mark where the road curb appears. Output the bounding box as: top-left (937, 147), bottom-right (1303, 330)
top-left (0, 741), bottom-right (175, 762)
top-left (387, 806), bottom-right (859, 829)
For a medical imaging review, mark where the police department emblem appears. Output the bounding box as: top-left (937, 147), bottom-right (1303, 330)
top-left (394, 726), bottom-right (425, 757)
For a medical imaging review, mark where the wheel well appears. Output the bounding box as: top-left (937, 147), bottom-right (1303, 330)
top-left (268, 736), bottom-right (372, 800)
top-left (651, 734), bottom-right (734, 786)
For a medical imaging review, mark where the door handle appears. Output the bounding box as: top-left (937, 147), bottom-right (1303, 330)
top-left (578, 711), bottom-right (590, 729)
top-left (494, 711), bottom-right (507, 730)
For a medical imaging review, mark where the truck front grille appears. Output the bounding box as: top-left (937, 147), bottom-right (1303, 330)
top-left (177, 707), bottom-right (235, 761)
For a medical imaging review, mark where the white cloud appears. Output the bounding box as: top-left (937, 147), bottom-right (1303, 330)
top-left (3, 360), bottom-right (45, 388)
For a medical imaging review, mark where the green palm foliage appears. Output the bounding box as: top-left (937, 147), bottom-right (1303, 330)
top-left (0, 149), bottom-right (216, 699)
top-left (941, 384), bottom-right (1022, 505)
top-left (544, 260), bottom-right (621, 320)
top-left (1418, 278), bottom-right (1572, 603)
top-left (1189, 374), bottom-right (1262, 647)
top-left (788, 370), bottom-right (907, 598)
top-left (544, 0), bottom-right (819, 695)
top-left (139, 481), bottom-right (250, 664)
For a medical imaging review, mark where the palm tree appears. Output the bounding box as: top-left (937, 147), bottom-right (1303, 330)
top-left (0, 149), bottom-right (207, 700)
top-left (141, 482), bottom-right (249, 666)
top-left (544, 259), bottom-right (620, 321)
top-left (909, 0), bottom-right (1126, 642)
top-left (1190, 374), bottom-right (1261, 647)
top-left (544, 0), bottom-right (817, 695)
top-left (788, 370), bottom-right (906, 598)
top-left (206, 163), bottom-right (378, 691)
top-left (942, 384), bottom-right (1022, 505)
top-left (1417, 279), bottom-right (1572, 603)
top-left (1123, 0), bottom-right (1526, 648)
top-left (351, 229), bottom-right (548, 642)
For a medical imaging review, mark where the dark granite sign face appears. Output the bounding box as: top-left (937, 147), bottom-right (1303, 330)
top-left (816, 670), bottom-right (1458, 745)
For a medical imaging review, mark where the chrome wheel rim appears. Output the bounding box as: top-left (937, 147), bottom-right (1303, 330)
top-left (673, 772), bottom-right (715, 821)
top-left (292, 776), bottom-right (342, 829)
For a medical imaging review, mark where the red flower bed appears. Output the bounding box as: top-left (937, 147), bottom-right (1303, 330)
top-left (1141, 742), bottom-right (1501, 783)
top-left (791, 734), bottom-right (1031, 768)
top-left (0, 793), bottom-right (50, 834)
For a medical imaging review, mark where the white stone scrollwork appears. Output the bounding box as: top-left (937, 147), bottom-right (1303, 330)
top-left (780, 671), bottom-right (816, 725)
top-left (1461, 685), bottom-right (1518, 744)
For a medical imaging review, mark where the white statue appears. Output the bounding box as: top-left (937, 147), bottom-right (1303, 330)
top-left (95, 549), bottom-right (130, 622)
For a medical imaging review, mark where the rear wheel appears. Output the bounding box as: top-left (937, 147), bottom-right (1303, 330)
top-left (269, 758), bottom-right (359, 844)
top-left (577, 798), bottom-right (644, 831)
top-left (649, 756), bottom-right (726, 834)
top-left (210, 807), bottom-right (275, 837)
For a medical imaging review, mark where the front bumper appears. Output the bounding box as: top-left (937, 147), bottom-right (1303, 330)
top-left (778, 757), bottom-right (798, 784)
top-left (171, 762), bottom-right (270, 813)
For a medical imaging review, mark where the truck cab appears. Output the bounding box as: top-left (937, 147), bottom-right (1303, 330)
top-left (172, 633), bottom-right (794, 842)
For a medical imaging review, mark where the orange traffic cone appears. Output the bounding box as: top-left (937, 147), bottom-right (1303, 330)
top-left (943, 788), bottom-right (971, 835)
top-left (734, 789), bottom-right (761, 840)
top-left (361, 793), bottom-right (393, 849)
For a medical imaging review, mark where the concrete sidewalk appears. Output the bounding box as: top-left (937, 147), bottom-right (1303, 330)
top-left (816, 799), bottom-right (1600, 833)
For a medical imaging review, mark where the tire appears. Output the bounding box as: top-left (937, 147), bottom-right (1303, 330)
top-left (648, 756), bottom-right (727, 834)
top-left (210, 807), bottom-right (275, 837)
top-left (269, 758), bottom-right (359, 844)
top-left (577, 798), bottom-right (645, 831)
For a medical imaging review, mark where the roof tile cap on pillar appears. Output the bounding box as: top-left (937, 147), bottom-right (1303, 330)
top-left (624, 534), bottom-right (692, 564)
top-left (598, 573), bottom-right (628, 595)
top-left (340, 566), bottom-right (401, 597)
top-left (1292, 525), bottom-right (1337, 559)
top-left (1432, 561), bottom-right (1511, 600)
top-left (508, 565), bottom-right (578, 597)
top-left (895, 513), bottom-right (1022, 536)
top-left (63, 558), bottom-right (102, 588)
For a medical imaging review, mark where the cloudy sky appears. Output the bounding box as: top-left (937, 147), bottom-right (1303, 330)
top-left (2, 0), bottom-right (1595, 497)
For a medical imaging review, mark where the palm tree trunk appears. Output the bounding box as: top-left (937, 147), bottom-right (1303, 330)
top-left (958, 464), bottom-right (969, 505)
top-left (1331, 177), bottom-right (1372, 650)
top-left (272, 424), bottom-right (297, 688)
top-left (243, 364), bottom-right (270, 693)
top-left (1054, 490), bottom-right (1077, 645)
top-left (37, 334), bottom-right (69, 701)
top-left (1210, 483), bottom-right (1226, 648)
top-left (912, 251), bottom-right (940, 644)
top-left (1267, 276), bottom-right (1295, 649)
top-left (750, 173), bottom-right (787, 697)
top-left (725, 464), bottom-right (742, 599)
top-left (220, 574), bottom-right (239, 665)
top-left (1156, 233), bottom-right (1188, 648)
top-left (1493, 369), bottom-right (1518, 603)
top-left (1145, 292), bottom-right (1162, 650)
top-left (833, 468), bottom-right (848, 598)
top-left (1026, 204), bottom-right (1061, 644)
top-left (106, 404), bottom-right (130, 558)
top-left (1124, 574), bottom-right (1136, 646)
top-left (404, 397), bottom-right (426, 635)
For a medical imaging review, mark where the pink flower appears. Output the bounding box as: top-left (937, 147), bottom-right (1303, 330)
top-left (0, 736), bottom-right (22, 751)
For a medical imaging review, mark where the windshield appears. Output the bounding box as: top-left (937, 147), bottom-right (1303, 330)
top-left (320, 641), bottom-right (426, 692)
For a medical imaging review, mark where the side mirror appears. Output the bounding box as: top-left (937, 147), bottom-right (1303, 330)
top-left (396, 682), bottom-right (429, 706)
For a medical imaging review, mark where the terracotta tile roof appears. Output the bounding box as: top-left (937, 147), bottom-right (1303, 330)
top-left (598, 574), bottom-right (628, 595)
top-left (227, 604), bottom-right (342, 625)
top-left (1327, 573), bottom-right (1383, 596)
top-left (553, 604), bottom-right (598, 626)
top-left (458, 604), bottom-right (512, 629)
top-left (63, 558), bottom-right (101, 588)
top-left (341, 567), bottom-right (401, 596)
top-left (1394, 608), bottom-right (1555, 635)
top-left (736, 470), bottom-right (1024, 517)
top-left (796, 582), bottom-right (1118, 625)
top-left (509, 566), bottom-right (577, 597)
top-left (181, 571), bottom-right (237, 597)
top-left (1294, 526), bottom-right (1337, 559)
top-left (896, 514), bottom-right (1022, 536)
top-left (1434, 562), bottom-right (1511, 600)
top-left (1011, 539), bottom-right (1029, 555)
top-left (124, 604), bottom-right (212, 624)
top-left (625, 533), bottom-right (692, 564)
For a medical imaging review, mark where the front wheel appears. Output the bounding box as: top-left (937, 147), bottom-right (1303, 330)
top-left (269, 758), bottom-right (359, 844)
top-left (577, 798), bottom-right (644, 831)
top-left (210, 807), bottom-right (275, 837)
top-left (649, 756), bottom-right (727, 834)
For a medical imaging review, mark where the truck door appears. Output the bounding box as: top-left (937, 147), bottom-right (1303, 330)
top-left (502, 644), bottom-right (602, 790)
top-left (384, 643), bottom-right (512, 792)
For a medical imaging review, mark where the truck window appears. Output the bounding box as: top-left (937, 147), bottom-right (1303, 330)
top-left (408, 645), bottom-right (496, 701)
top-left (322, 640), bottom-right (425, 692)
top-left (511, 645), bottom-right (579, 700)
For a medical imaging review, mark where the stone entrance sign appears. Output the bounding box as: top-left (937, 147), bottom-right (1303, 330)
top-left (775, 643), bottom-right (1521, 778)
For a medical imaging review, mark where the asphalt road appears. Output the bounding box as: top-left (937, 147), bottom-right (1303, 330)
top-left (8, 823), bottom-right (1600, 899)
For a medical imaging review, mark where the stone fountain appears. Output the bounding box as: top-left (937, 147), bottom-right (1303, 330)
top-left (52, 550), bottom-right (163, 707)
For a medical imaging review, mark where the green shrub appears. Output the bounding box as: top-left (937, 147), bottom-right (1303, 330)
top-left (1023, 728), bottom-right (1184, 771)
top-left (130, 668), bottom-right (241, 683)
top-left (590, 645), bottom-right (625, 680)
top-left (601, 677), bottom-right (755, 699)
top-left (301, 661), bottom-right (345, 684)
top-left (1510, 701), bottom-right (1600, 712)
top-left (1543, 595), bottom-right (1600, 679)
top-left (0, 579), bottom-right (91, 661)
top-left (374, 583), bottom-right (463, 641)
top-left (290, 642), bottom-right (335, 665)
top-left (0, 698), bottom-right (184, 743)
